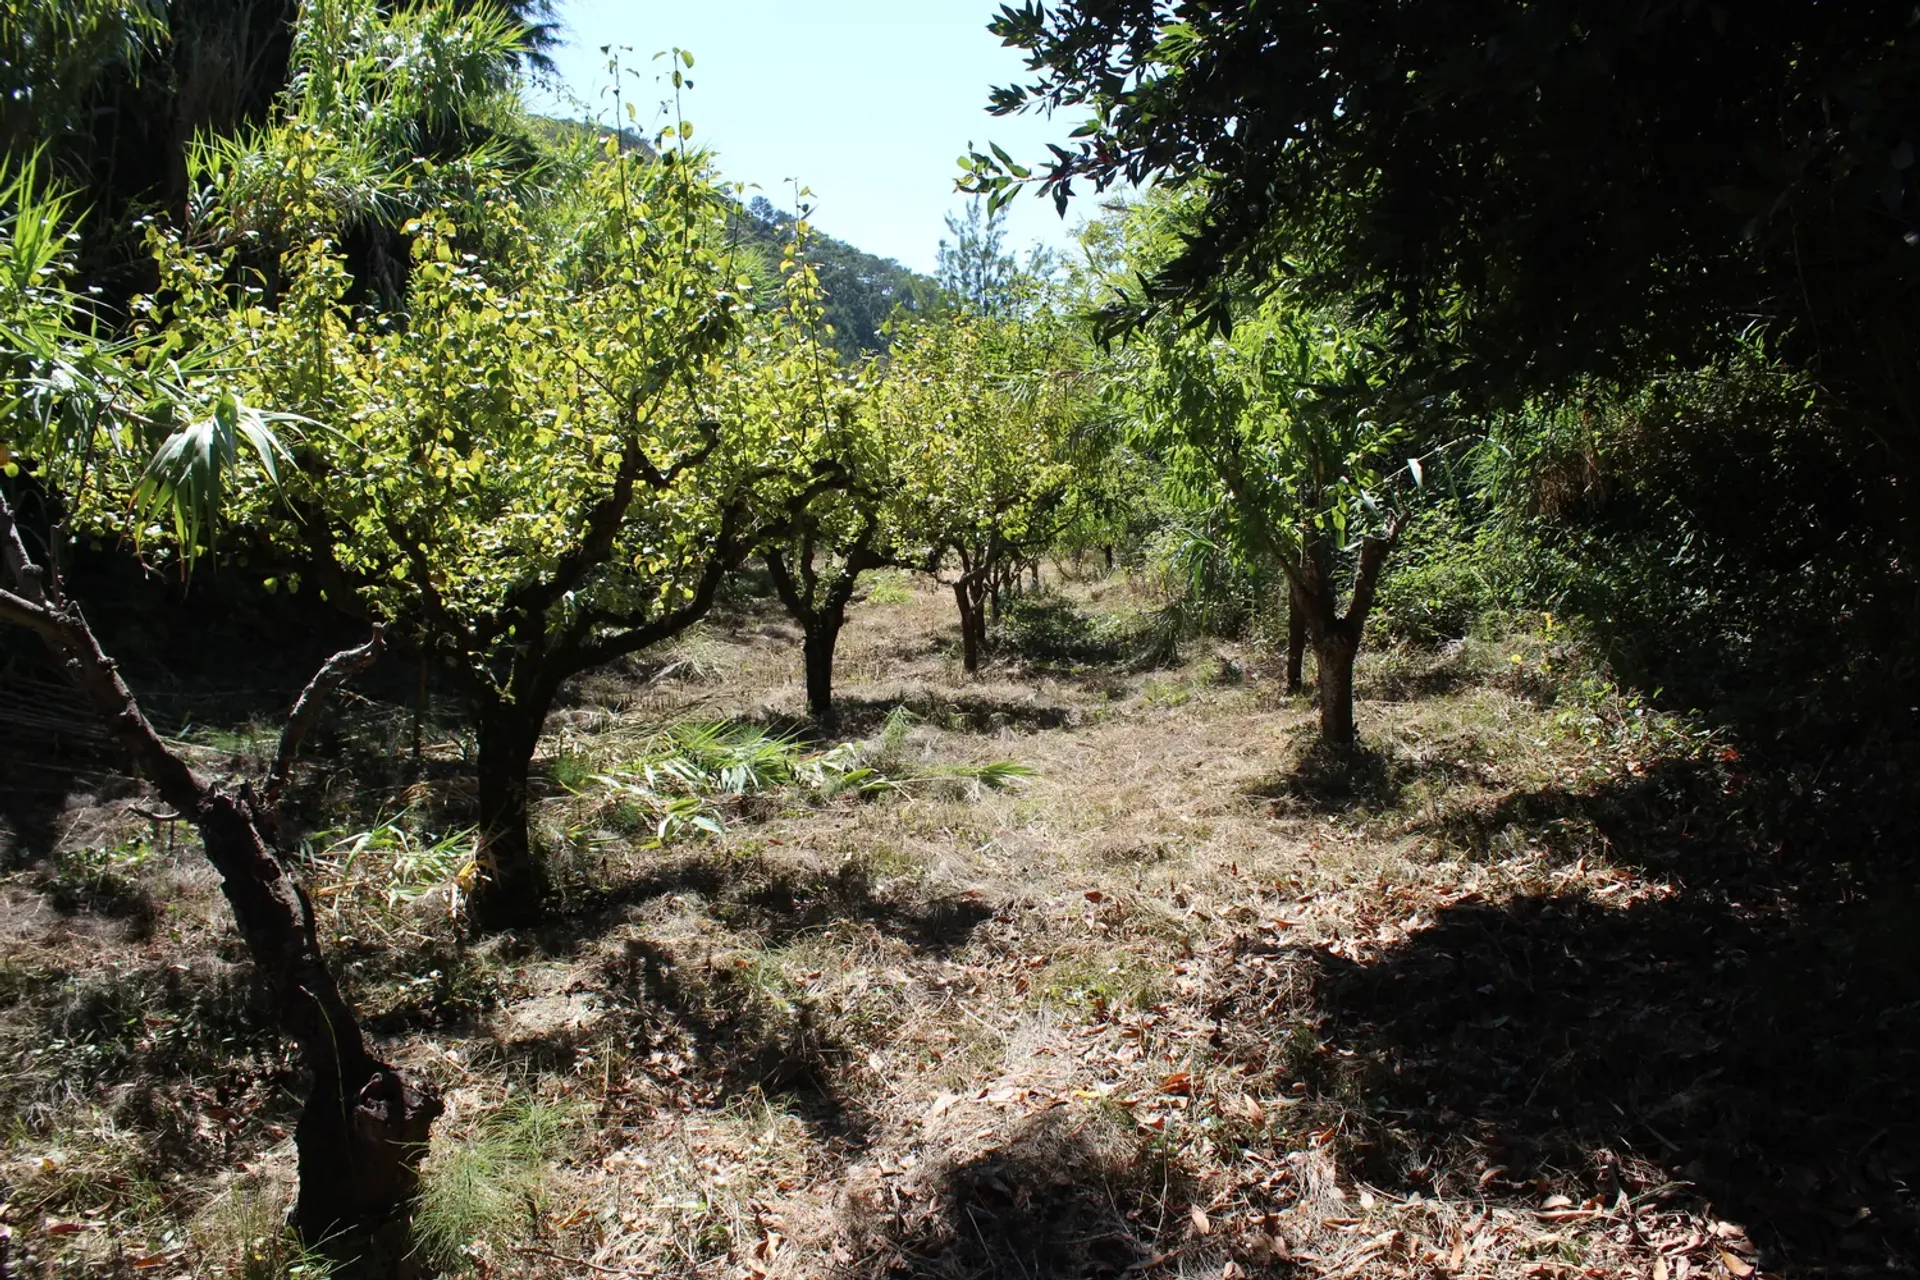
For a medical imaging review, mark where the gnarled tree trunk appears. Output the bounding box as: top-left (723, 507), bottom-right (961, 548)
top-left (0, 493), bottom-right (440, 1272)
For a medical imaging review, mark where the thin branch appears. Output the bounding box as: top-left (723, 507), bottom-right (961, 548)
top-left (266, 626), bottom-right (385, 808)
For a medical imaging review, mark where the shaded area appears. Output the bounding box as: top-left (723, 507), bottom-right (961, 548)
top-left (0, 950), bottom-right (292, 1175)
top-left (843, 1108), bottom-right (1205, 1280)
top-left (1214, 748), bottom-right (1920, 1276)
top-left (1246, 734), bottom-right (1479, 816)
top-left (606, 935), bottom-right (874, 1143)
top-left (819, 693), bottom-right (1078, 738)
top-left (0, 652), bottom-right (122, 867)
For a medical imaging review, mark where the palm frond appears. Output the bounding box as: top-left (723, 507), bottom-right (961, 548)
top-left (132, 391), bottom-right (299, 560)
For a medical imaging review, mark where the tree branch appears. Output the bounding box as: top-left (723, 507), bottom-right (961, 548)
top-left (501, 419), bottom-right (722, 627)
top-left (764, 546), bottom-right (816, 627)
top-left (568, 551), bottom-right (733, 672)
top-left (266, 627), bottom-right (385, 808)
top-left (1342, 513), bottom-right (1403, 635)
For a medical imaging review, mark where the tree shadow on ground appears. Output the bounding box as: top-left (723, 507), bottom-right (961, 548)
top-left (1214, 751), bottom-right (1920, 1275)
top-left (593, 935), bottom-right (876, 1145)
top-left (1244, 735), bottom-right (1478, 817)
top-left (839, 1106), bottom-right (1210, 1279)
top-left (431, 852), bottom-right (996, 1143)
top-left (536, 851), bottom-right (996, 960)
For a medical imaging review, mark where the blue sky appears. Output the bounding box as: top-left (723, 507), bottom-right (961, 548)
top-left (523, 0), bottom-right (1098, 275)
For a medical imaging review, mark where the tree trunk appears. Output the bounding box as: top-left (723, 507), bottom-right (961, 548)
top-left (803, 619), bottom-right (841, 730)
top-left (954, 581), bottom-right (985, 674)
top-left (1286, 584), bottom-right (1307, 695)
top-left (1316, 637), bottom-right (1358, 746)
top-left (469, 704), bottom-right (548, 931)
top-left (0, 493), bottom-right (440, 1272)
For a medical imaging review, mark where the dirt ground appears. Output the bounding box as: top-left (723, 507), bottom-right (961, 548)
top-left (1, 571), bottom-right (1914, 1279)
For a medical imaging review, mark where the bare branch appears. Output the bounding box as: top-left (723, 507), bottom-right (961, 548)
top-left (266, 627), bottom-right (385, 808)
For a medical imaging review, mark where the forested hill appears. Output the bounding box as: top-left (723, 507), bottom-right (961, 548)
top-left (534, 116), bottom-right (940, 359)
top-left (735, 194), bottom-right (942, 360)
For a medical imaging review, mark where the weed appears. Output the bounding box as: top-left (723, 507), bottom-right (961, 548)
top-left (580, 711), bottom-right (1033, 843)
top-left (863, 569), bottom-right (915, 605)
top-left (413, 1096), bottom-right (572, 1272)
top-left (548, 747), bottom-right (599, 792)
top-left (42, 837), bottom-right (157, 919)
top-left (190, 1173), bottom-right (335, 1279)
top-left (306, 814), bottom-right (474, 910)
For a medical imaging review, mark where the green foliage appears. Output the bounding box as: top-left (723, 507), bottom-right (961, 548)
top-left (975, 0), bottom-right (1920, 462)
top-left (414, 1096), bottom-right (572, 1272)
top-left (43, 838), bottom-right (157, 919)
top-left (583, 710), bottom-right (1033, 844)
top-left (874, 305), bottom-right (1087, 584)
top-left (1369, 501), bottom-right (1519, 644)
top-left (862, 569), bottom-right (914, 605)
top-left (308, 817), bottom-right (475, 909)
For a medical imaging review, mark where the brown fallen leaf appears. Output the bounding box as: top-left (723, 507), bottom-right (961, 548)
top-left (1190, 1204), bottom-right (1212, 1235)
top-left (1717, 1249), bottom-right (1755, 1278)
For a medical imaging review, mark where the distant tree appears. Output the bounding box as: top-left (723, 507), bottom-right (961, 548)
top-left (1093, 193), bottom-right (1445, 744)
top-left (936, 198), bottom-right (1017, 316)
top-left (877, 309), bottom-right (1083, 673)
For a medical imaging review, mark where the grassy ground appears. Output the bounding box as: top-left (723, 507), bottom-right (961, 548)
top-left (1, 569), bottom-right (1914, 1279)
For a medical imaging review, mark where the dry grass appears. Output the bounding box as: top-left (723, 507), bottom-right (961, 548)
top-left (1, 573), bottom-right (1912, 1279)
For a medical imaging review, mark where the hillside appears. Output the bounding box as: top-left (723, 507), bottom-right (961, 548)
top-left (534, 115), bottom-right (941, 359)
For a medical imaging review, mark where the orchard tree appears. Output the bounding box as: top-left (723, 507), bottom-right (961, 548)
top-left (161, 153), bottom-right (838, 928)
top-left (1130, 300), bottom-right (1435, 744)
top-left (875, 309), bottom-right (1081, 673)
top-left (755, 302), bottom-right (901, 728)
top-left (0, 163), bottom-right (441, 1272)
top-left (723, 213), bottom-right (904, 729)
top-left (140, 24), bottom-right (842, 928)
top-left (1100, 195), bottom-right (1439, 744)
